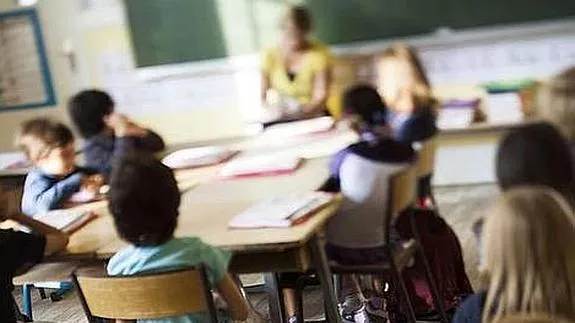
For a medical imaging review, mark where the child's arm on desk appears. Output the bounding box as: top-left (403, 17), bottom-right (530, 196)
top-left (1, 190), bottom-right (69, 256)
top-left (10, 214), bottom-right (69, 256)
top-left (22, 171), bottom-right (84, 215)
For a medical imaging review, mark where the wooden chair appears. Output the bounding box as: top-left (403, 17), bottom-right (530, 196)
top-left (293, 165), bottom-right (448, 323)
top-left (72, 266), bottom-right (218, 323)
top-left (413, 136), bottom-right (438, 207)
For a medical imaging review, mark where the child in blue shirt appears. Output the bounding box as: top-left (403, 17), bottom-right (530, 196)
top-left (106, 152), bottom-right (249, 323)
top-left (68, 90), bottom-right (165, 178)
top-left (17, 118), bottom-right (103, 216)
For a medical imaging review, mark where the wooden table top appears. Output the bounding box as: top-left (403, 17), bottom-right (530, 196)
top-left (62, 157), bottom-right (338, 259)
top-left (48, 129), bottom-right (355, 260)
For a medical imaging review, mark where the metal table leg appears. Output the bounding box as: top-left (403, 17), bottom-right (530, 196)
top-left (308, 234), bottom-right (341, 323)
top-left (264, 272), bottom-right (286, 323)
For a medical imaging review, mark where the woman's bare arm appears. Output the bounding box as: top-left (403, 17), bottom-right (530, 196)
top-left (302, 67), bottom-right (331, 116)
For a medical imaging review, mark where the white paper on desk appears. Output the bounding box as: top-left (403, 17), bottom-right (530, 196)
top-left (0, 151), bottom-right (28, 170)
top-left (262, 117), bottom-right (335, 138)
top-left (162, 146), bottom-right (236, 169)
top-left (68, 190), bottom-right (99, 204)
top-left (229, 192), bottom-right (333, 228)
top-left (437, 109), bottom-right (475, 129)
top-left (485, 93), bottom-right (523, 123)
top-left (33, 209), bottom-right (95, 231)
top-left (219, 155), bottom-right (301, 178)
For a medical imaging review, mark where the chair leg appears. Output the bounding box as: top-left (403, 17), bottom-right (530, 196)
top-left (264, 273), bottom-right (286, 323)
top-left (294, 276), bottom-right (307, 323)
top-left (417, 246), bottom-right (449, 323)
top-left (389, 259), bottom-right (417, 323)
top-left (38, 287), bottom-right (47, 299)
top-left (22, 284), bottom-right (33, 320)
top-left (409, 209), bottom-right (449, 323)
top-left (332, 274), bottom-right (341, 299)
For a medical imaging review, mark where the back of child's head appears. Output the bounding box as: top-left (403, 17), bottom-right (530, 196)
top-left (536, 66), bottom-right (575, 142)
top-left (377, 43), bottom-right (436, 111)
top-left (68, 89), bottom-right (114, 139)
top-left (343, 84), bottom-right (385, 126)
top-left (496, 122), bottom-right (574, 195)
top-left (109, 152), bottom-right (180, 247)
top-left (16, 118), bottom-right (74, 162)
top-left (483, 186), bottom-right (575, 323)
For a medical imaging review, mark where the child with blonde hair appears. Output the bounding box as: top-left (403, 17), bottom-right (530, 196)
top-left (377, 43), bottom-right (437, 144)
top-left (454, 187), bottom-right (575, 323)
top-left (16, 118), bottom-right (104, 216)
top-left (536, 67), bottom-right (575, 144)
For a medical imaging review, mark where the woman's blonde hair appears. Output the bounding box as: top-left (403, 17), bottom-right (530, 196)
top-left (495, 313), bottom-right (575, 323)
top-left (536, 67), bottom-right (575, 141)
top-left (377, 43), bottom-right (437, 112)
top-left (482, 187), bottom-right (575, 323)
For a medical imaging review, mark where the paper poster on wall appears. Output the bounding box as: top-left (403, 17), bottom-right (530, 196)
top-left (420, 35), bottom-right (575, 85)
top-left (96, 49), bottom-right (241, 116)
top-left (0, 8), bottom-right (56, 111)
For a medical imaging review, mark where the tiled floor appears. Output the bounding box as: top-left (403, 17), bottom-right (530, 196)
top-left (12, 184), bottom-right (499, 322)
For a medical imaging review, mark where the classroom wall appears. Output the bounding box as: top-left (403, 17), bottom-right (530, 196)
top-left (0, 0), bottom-right (251, 152)
top-left (0, 0), bottom-right (76, 151)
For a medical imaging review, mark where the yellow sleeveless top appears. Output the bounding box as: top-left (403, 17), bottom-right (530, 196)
top-left (261, 41), bottom-right (341, 118)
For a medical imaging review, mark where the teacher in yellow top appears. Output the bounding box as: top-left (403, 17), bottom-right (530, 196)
top-left (261, 5), bottom-right (333, 124)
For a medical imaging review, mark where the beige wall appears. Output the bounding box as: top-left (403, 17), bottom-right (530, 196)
top-left (0, 0), bottom-right (79, 151)
top-left (0, 0), bottom-right (250, 153)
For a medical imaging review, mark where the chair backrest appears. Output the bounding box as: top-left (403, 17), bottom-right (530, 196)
top-left (496, 313), bottom-right (575, 323)
top-left (388, 165), bottom-right (418, 217)
top-left (414, 136), bottom-right (437, 178)
top-left (73, 266), bottom-right (217, 323)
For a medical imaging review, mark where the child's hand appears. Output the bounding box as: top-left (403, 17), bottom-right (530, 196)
top-left (105, 113), bottom-right (147, 137)
top-left (82, 174), bottom-right (104, 193)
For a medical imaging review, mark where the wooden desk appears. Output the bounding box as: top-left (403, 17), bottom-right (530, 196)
top-left (50, 155), bottom-right (344, 323)
top-left (28, 128), bottom-right (356, 322)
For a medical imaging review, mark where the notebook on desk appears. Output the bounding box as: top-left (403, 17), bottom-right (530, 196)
top-left (162, 147), bottom-right (237, 170)
top-left (219, 156), bottom-right (302, 179)
top-left (34, 209), bottom-right (98, 234)
top-left (229, 192), bottom-right (334, 229)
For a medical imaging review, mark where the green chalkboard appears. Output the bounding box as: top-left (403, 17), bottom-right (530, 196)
top-left (124, 0), bottom-right (575, 68)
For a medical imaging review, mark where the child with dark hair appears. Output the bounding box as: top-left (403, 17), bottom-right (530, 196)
top-left (496, 122), bottom-right (574, 196)
top-left (281, 85), bottom-right (471, 322)
top-left (68, 89), bottom-right (165, 177)
top-left (17, 118), bottom-right (103, 216)
top-left (0, 186), bottom-right (69, 323)
top-left (341, 84), bottom-right (389, 141)
top-left (106, 152), bottom-right (249, 322)
top-left (473, 122), bottom-right (575, 269)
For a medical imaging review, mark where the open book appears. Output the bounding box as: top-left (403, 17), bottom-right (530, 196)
top-left (229, 192), bottom-right (334, 228)
top-left (33, 209), bottom-right (98, 234)
top-left (219, 156), bottom-right (302, 179)
top-left (162, 147), bottom-right (237, 170)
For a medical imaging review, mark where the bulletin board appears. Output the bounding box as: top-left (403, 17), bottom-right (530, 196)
top-left (0, 8), bottom-right (56, 111)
